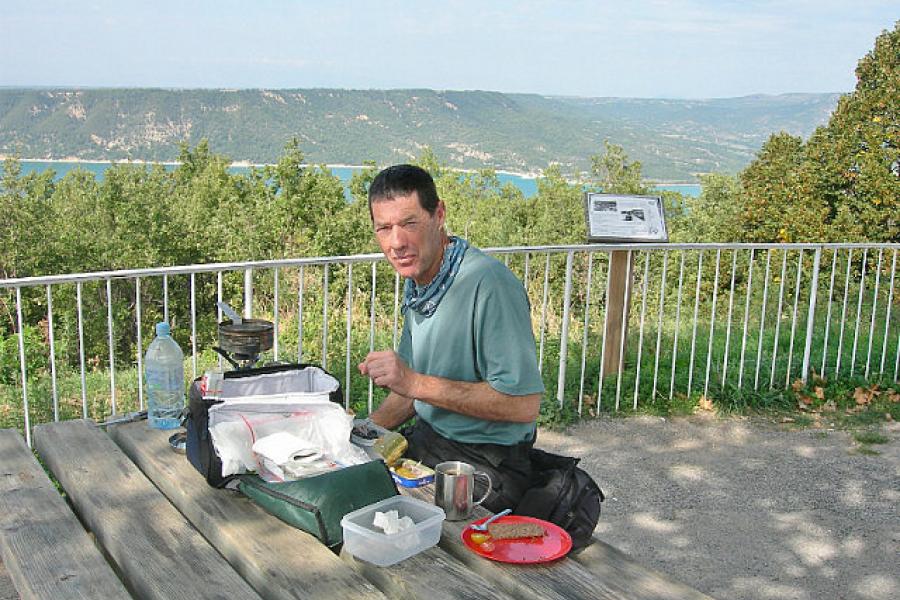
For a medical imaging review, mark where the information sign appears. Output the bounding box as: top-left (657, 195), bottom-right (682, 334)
top-left (584, 193), bottom-right (668, 243)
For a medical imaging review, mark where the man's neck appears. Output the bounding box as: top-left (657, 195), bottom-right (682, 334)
top-left (414, 234), bottom-right (451, 287)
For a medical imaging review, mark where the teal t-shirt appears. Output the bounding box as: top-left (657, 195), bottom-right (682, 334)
top-left (397, 245), bottom-right (545, 445)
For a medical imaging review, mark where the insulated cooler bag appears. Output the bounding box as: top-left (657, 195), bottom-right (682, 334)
top-left (238, 461), bottom-right (399, 547)
top-left (185, 363), bottom-right (343, 488)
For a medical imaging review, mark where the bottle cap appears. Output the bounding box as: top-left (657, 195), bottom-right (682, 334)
top-left (156, 322), bottom-right (171, 336)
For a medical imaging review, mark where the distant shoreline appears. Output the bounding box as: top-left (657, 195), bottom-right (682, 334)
top-left (2, 156), bottom-right (700, 185)
top-left (3, 156), bottom-right (544, 179)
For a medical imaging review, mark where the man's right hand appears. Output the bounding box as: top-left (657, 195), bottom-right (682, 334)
top-left (358, 350), bottom-right (419, 398)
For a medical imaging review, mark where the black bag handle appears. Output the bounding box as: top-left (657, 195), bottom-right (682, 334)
top-left (222, 362), bottom-right (323, 378)
top-left (222, 363), bottom-right (344, 405)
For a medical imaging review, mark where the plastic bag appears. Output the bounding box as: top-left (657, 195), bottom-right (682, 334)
top-left (209, 398), bottom-right (369, 478)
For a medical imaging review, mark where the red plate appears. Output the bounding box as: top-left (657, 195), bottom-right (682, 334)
top-left (461, 515), bottom-right (572, 563)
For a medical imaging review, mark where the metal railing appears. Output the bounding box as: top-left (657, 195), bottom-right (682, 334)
top-left (2, 242), bottom-right (898, 445)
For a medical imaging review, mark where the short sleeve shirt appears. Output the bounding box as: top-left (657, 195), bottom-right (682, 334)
top-left (397, 245), bottom-right (544, 445)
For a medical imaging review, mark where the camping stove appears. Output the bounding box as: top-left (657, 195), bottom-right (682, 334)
top-left (213, 318), bottom-right (274, 370)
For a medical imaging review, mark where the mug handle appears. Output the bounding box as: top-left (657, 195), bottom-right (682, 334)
top-left (472, 470), bottom-right (493, 506)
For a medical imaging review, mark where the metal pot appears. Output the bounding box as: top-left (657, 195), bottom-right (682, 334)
top-left (216, 318), bottom-right (274, 363)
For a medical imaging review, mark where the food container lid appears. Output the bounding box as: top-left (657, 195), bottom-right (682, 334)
top-left (341, 495), bottom-right (445, 533)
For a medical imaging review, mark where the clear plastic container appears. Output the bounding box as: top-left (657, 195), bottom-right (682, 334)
top-left (341, 496), bottom-right (445, 566)
top-left (144, 322), bottom-right (185, 429)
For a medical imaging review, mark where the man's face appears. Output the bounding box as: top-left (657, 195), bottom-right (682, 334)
top-left (371, 191), bottom-right (446, 286)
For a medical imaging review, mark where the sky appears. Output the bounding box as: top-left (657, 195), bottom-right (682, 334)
top-left (0, 1), bottom-right (896, 99)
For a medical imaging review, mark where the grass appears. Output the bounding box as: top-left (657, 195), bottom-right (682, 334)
top-left (2, 289), bottom-right (898, 436)
top-left (856, 446), bottom-right (882, 456)
top-left (3, 361), bottom-right (896, 444)
top-left (539, 294), bottom-right (900, 429)
top-left (853, 431), bottom-right (889, 445)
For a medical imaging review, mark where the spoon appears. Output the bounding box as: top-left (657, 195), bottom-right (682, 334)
top-left (469, 508), bottom-right (512, 531)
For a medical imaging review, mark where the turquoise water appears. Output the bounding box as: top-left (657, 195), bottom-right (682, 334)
top-left (14, 160), bottom-right (701, 198)
top-left (654, 183), bottom-right (702, 197)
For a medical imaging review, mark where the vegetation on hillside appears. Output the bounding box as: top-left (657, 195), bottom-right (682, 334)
top-left (0, 88), bottom-right (839, 182)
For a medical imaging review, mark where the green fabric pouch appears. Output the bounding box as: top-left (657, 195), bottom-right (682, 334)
top-left (238, 460), bottom-right (399, 547)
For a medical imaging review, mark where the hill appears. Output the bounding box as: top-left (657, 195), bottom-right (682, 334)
top-left (0, 88), bottom-right (840, 181)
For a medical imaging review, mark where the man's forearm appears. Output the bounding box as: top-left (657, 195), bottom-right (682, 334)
top-left (360, 350), bottom-right (541, 424)
top-left (411, 375), bottom-right (540, 423)
top-left (369, 392), bottom-right (416, 429)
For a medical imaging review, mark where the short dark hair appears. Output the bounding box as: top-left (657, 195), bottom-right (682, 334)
top-left (368, 164), bottom-right (440, 219)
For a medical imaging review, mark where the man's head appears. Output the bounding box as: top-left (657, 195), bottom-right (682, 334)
top-left (367, 164), bottom-right (440, 218)
top-left (368, 165), bottom-right (448, 286)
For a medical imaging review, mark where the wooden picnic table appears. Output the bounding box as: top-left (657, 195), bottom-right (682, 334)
top-left (0, 419), bottom-right (713, 600)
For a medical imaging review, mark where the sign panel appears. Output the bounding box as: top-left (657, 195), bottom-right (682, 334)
top-left (584, 193), bottom-right (668, 243)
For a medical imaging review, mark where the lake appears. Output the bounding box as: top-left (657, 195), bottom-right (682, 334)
top-left (13, 160), bottom-right (702, 198)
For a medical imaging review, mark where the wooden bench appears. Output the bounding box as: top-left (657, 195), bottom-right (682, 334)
top-left (0, 428), bottom-right (129, 600)
top-left (0, 558), bottom-right (20, 600)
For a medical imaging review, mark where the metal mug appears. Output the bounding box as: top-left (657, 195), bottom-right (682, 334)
top-left (434, 461), bottom-right (492, 521)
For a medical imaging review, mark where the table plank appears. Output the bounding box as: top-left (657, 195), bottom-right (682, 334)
top-left (33, 420), bottom-right (261, 600)
top-left (404, 486), bottom-right (625, 600)
top-left (571, 540), bottom-right (714, 600)
top-left (109, 422), bottom-right (386, 600)
top-left (406, 486), bottom-right (712, 600)
top-left (341, 545), bottom-right (514, 600)
top-left (0, 557), bottom-right (20, 600)
top-left (0, 429), bottom-right (130, 600)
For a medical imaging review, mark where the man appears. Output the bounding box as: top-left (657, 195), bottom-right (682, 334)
top-left (358, 164), bottom-right (544, 513)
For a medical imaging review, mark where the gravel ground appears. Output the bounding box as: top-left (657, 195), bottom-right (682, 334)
top-left (537, 415), bottom-right (900, 600)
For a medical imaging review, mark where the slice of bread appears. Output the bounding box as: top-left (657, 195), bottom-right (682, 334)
top-left (487, 521), bottom-right (545, 540)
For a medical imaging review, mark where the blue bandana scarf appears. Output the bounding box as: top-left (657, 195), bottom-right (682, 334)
top-left (402, 236), bottom-right (469, 317)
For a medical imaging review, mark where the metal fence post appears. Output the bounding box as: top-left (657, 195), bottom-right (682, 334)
top-left (106, 279), bottom-right (116, 415)
top-left (557, 251), bottom-right (575, 408)
top-left (345, 263), bottom-right (353, 410)
top-left (322, 265), bottom-right (330, 370)
top-left (244, 268), bottom-right (253, 319)
top-left (801, 247), bottom-right (822, 383)
top-left (16, 288), bottom-right (31, 447)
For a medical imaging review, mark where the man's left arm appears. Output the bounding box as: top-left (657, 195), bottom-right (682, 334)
top-left (360, 350), bottom-right (540, 423)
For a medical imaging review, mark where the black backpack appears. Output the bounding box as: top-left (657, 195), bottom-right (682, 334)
top-left (514, 448), bottom-right (604, 553)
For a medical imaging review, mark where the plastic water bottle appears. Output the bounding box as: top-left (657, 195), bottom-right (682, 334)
top-left (144, 322), bottom-right (185, 429)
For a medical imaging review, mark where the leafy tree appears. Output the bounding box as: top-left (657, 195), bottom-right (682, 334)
top-left (589, 140), bottom-right (650, 195)
top-left (739, 132), bottom-right (828, 242)
top-left (676, 173), bottom-right (743, 243)
top-left (348, 161), bottom-right (378, 208)
top-left (738, 21), bottom-right (899, 243)
top-left (521, 165), bottom-right (584, 246)
top-left (263, 139), bottom-right (353, 257)
top-left (811, 20), bottom-right (900, 241)
top-left (0, 158), bottom-right (57, 279)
